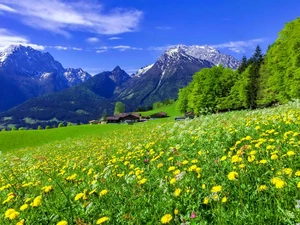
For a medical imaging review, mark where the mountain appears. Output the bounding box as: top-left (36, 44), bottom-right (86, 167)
top-left (115, 46), bottom-right (215, 110)
top-left (0, 67), bottom-right (129, 128)
top-left (0, 45), bottom-right (91, 111)
top-left (0, 45), bottom-right (240, 128)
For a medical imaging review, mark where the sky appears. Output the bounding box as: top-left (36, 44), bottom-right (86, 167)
top-left (0, 0), bottom-right (299, 75)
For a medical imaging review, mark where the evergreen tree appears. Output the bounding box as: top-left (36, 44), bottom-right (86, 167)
top-left (237, 56), bottom-right (248, 74)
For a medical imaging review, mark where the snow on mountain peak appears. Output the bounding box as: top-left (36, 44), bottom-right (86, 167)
top-left (134, 64), bottom-right (154, 77)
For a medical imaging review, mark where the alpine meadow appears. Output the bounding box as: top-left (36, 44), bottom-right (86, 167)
top-left (0, 1), bottom-right (300, 225)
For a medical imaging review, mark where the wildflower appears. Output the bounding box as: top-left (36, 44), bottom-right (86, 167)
top-left (228, 171), bottom-right (238, 180)
top-left (100, 190), bottom-right (108, 196)
top-left (297, 182), bottom-right (300, 188)
top-left (96, 216), bottom-right (109, 224)
top-left (174, 209), bottom-right (178, 215)
top-left (182, 160), bottom-right (189, 165)
top-left (221, 156), bottom-right (227, 161)
top-left (157, 163), bottom-right (163, 168)
top-left (20, 204), bottom-right (29, 211)
top-left (211, 185), bottom-right (222, 193)
top-left (287, 151), bottom-right (295, 156)
top-left (271, 155), bottom-right (278, 160)
top-left (258, 185), bottom-right (267, 192)
top-left (74, 193), bottom-right (84, 201)
top-left (203, 197), bottom-right (209, 204)
top-left (161, 214), bottom-right (172, 224)
top-left (283, 168), bottom-right (293, 177)
top-left (57, 221), bottom-right (68, 225)
top-left (138, 178), bottom-right (147, 185)
top-left (170, 178), bottom-right (176, 185)
top-left (174, 188), bottom-right (181, 197)
top-left (41, 185), bottom-right (53, 193)
top-left (168, 166), bottom-right (176, 172)
top-left (30, 196), bottom-right (42, 207)
top-left (190, 212), bottom-right (196, 219)
top-left (188, 165), bottom-right (197, 171)
top-left (222, 197), bottom-right (227, 203)
top-left (2, 194), bottom-right (15, 204)
top-left (231, 155), bottom-right (242, 163)
top-left (191, 159), bottom-right (198, 163)
top-left (239, 164), bottom-right (245, 169)
top-left (271, 177), bottom-right (286, 189)
top-left (173, 169), bottom-right (180, 176)
top-left (259, 159), bottom-right (267, 164)
top-left (5, 208), bottom-right (19, 220)
top-left (202, 184), bottom-right (206, 189)
top-left (295, 171), bottom-right (300, 176)
top-left (16, 219), bottom-right (25, 225)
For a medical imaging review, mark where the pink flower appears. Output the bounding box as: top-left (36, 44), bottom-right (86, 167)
top-left (190, 212), bottom-right (196, 219)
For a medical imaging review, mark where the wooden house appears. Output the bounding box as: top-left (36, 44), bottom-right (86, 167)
top-left (150, 112), bottom-right (168, 118)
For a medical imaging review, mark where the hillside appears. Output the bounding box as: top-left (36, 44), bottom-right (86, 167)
top-left (0, 101), bottom-right (299, 224)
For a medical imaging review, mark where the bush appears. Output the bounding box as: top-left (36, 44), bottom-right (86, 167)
top-left (46, 125), bottom-right (51, 129)
top-left (58, 123), bottom-right (64, 128)
top-left (38, 125), bottom-right (42, 130)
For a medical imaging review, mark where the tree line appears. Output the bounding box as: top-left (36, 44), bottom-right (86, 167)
top-left (176, 17), bottom-right (300, 114)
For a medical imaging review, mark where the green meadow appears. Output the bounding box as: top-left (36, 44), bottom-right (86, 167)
top-left (0, 101), bottom-right (299, 224)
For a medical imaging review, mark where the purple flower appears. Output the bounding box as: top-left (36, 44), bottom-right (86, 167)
top-left (144, 158), bottom-right (149, 163)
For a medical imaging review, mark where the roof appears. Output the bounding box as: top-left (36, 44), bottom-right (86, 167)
top-left (106, 116), bottom-right (120, 121)
top-left (150, 111), bottom-right (168, 116)
top-left (113, 113), bottom-right (140, 119)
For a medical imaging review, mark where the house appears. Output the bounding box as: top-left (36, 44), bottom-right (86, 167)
top-left (89, 120), bottom-right (99, 125)
top-left (150, 112), bottom-right (168, 118)
top-left (184, 112), bottom-right (196, 119)
top-left (105, 113), bottom-right (141, 124)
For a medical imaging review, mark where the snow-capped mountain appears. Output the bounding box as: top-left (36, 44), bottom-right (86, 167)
top-left (116, 45), bottom-right (214, 110)
top-left (0, 45), bottom-right (91, 111)
top-left (64, 68), bottom-right (91, 86)
top-left (133, 44), bottom-right (240, 77)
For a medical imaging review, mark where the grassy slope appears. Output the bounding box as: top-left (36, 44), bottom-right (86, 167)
top-left (0, 104), bottom-right (180, 153)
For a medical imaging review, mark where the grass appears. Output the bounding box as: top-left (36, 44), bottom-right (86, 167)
top-left (0, 101), bottom-right (299, 224)
top-left (0, 104), bottom-right (180, 153)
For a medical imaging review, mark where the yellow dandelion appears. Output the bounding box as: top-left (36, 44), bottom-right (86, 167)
top-left (157, 163), bottom-right (163, 168)
top-left (295, 171), bottom-right (300, 176)
top-left (271, 155), bottom-right (278, 160)
top-left (16, 219), bottom-right (25, 225)
top-left (41, 185), bottom-right (53, 193)
top-left (287, 151), bottom-right (295, 156)
top-left (138, 178), bottom-right (147, 184)
top-left (258, 185), bottom-right (267, 192)
top-left (161, 214), bottom-right (172, 224)
top-left (202, 184), bottom-right (206, 189)
top-left (168, 166), bottom-right (176, 172)
top-left (30, 196), bottom-right (42, 207)
top-left (259, 159), bottom-right (267, 164)
top-left (5, 208), bottom-right (19, 220)
top-left (57, 220), bottom-right (68, 225)
top-left (170, 178), bottom-right (176, 185)
top-left (96, 216), bottom-right (109, 224)
top-left (174, 188), bottom-right (181, 197)
top-left (211, 185), bottom-right (222, 193)
top-left (221, 197), bottom-right (227, 203)
top-left (20, 204), bottom-right (28, 211)
top-left (203, 197), bottom-right (209, 204)
top-left (100, 190), bottom-right (108, 196)
top-left (74, 193), bottom-right (84, 201)
top-left (221, 156), bottom-right (227, 161)
top-left (297, 182), bottom-right (300, 188)
top-left (174, 209), bottom-right (179, 215)
top-left (228, 171), bottom-right (238, 181)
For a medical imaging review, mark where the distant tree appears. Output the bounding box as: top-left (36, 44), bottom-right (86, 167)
top-left (1, 128), bottom-right (6, 132)
top-left (114, 102), bottom-right (125, 114)
top-left (38, 125), bottom-right (42, 130)
top-left (153, 102), bottom-right (163, 110)
top-left (58, 123), bottom-right (64, 128)
top-left (11, 126), bottom-right (17, 131)
top-left (67, 122), bottom-right (72, 126)
top-left (46, 125), bottom-right (51, 129)
top-left (237, 56), bottom-right (248, 74)
top-left (176, 87), bottom-right (190, 113)
top-left (18, 127), bottom-right (24, 131)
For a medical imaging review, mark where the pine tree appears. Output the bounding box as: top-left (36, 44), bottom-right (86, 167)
top-left (237, 56), bottom-right (248, 74)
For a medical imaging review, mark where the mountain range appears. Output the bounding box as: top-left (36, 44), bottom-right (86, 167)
top-left (0, 44), bottom-right (240, 128)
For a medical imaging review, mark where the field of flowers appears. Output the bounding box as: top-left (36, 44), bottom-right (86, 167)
top-left (0, 101), bottom-right (299, 224)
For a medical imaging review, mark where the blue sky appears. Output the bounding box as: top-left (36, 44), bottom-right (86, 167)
top-left (0, 0), bottom-right (299, 75)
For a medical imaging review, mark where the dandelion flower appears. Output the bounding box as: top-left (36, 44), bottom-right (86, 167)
top-left (161, 214), bottom-right (172, 224)
top-left (30, 196), bottom-right (42, 207)
top-left (174, 209), bottom-right (178, 215)
top-left (16, 219), bottom-right (25, 225)
top-left (96, 216), bottom-right (109, 224)
top-left (41, 185), bottom-right (53, 193)
top-left (203, 197), bottom-right (209, 204)
top-left (228, 171), bottom-right (238, 180)
top-left (174, 188), bottom-right (181, 197)
top-left (100, 190), bottom-right (108, 196)
top-left (287, 151), bottom-right (295, 156)
top-left (74, 193), bottom-right (84, 201)
top-left (5, 208), bottom-right (19, 220)
top-left (170, 178), bottom-right (176, 185)
top-left (258, 185), bottom-right (267, 192)
top-left (211, 185), bottom-right (222, 193)
top-left (221, 156), bottom-right (227, 161)
top-left (20, 204), bottom-right (28, 211)
top-left (222, 197), bottom-right (227, 203)
top-left (57, 220), bottom-right (68, 225)
top-left (138, 178), bottom-right (147, 185)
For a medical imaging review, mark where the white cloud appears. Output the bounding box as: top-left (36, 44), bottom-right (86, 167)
top-left (96, 46), bottom-right (108, 53)
top-left (72, 47), bottom-right (82, 51)
top-left (108, 37), bottom-right (122, 40)
top-left (211, 38), bottom-right (265, 53)
top-left (156, 26), bottom-right (172, 30)
top-left (112, 45), bottom-right (142, 51)
top-left (87, 37), bottom-right (100, 43)
top-left (0, 0), bottom-right (143, 36)
top-left (0, 3), bottom-right (16, 12)
top-left (0, 28), bottom-right (45, 50)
